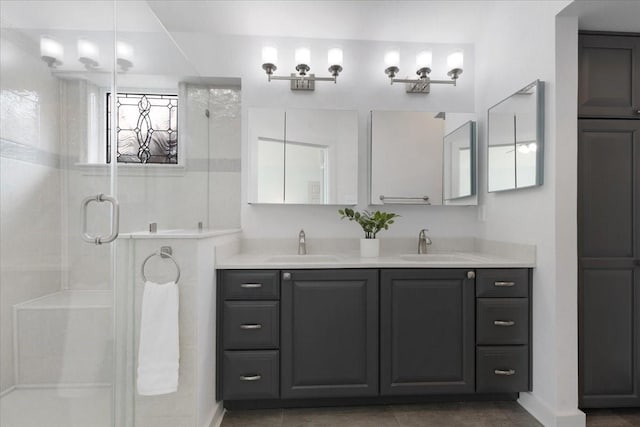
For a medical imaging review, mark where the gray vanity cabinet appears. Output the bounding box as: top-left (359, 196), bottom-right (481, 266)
top-left (578, 33), bottom-right (640, 119)
top-left (380, 269), bottom-right (475, 395)
top-left (281, 269), bottom-right (379, 399)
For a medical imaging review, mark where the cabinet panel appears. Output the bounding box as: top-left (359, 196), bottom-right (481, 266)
top-left (223, 350), bottom-right (279, 400)
top-left (380, 269), bottom-right (475, 395)
top-left (579, 34), bottom-right (640, 118)
top-left (222, 270), bottom-right (280, 300)
top-left (476, 346), bottom-right (528, 393)
top-left (580, 269), bottom-right (640, 407)
top-left (281, 269), bottom-right (378, 399)
top-left (476, 298), bottom-right (529, 345)
top-left (223, 301), bottom-right (279, 350)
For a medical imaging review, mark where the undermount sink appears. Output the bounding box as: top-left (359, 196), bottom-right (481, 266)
top-left (399, 253), bottom-right (482, 263)
top-left (264, 255), bottom-right (341, 263)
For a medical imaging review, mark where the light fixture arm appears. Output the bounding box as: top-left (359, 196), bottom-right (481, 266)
top-left (262, 62), bottom-right (341, 90)
top-left (387, 67), bottom-right (463, 93)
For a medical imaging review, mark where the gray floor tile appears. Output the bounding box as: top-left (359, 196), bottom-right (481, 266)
top-left (220, 402), bottom-right (543, 427)
top-left (221, 409), bottom-right (283, 427)
top-left (282, 405), bottom-right (399, 427)
top-left (585, 409), bottom-right (635, 427)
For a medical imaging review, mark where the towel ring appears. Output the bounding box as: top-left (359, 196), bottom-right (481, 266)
top-left (141, 246), bottom-right (181, 284)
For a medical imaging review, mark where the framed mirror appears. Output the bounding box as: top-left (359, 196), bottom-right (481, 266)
top-left (487, 80), bottom-right (544, 192)
top-left (248, 108), bottom-right (358, 204)
top-left (444, 120), bottom-right (476, 203)
top-left (370, 111), bottom-right (477, 206)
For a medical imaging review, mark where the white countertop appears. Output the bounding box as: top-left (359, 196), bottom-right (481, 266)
top-left (216, 251), bottom-right (535, 269)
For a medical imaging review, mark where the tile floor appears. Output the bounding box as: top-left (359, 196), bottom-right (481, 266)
top-left (584, 408), bottom-right (640, 426)
top-left (221, 401), bottom-right (543, 427)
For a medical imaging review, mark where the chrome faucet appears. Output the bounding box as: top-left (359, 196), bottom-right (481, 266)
top-left (298, 229), bottom-right (307, 255)
top-left (418, 229), bottom-right (432, 254)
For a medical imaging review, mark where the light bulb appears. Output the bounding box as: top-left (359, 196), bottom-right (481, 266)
top-left (384, 50), bottom-right (400, 68)
top-left (327, 48), bottom-right (343, 67)
top-left (517, 144), bottom-right (530, 154)
top-left (117, 41), bottom-right (134, 71)
top-left (416, 50), bottom-right (432, 69)
top-left (447, 51), bottom-right (464, 70)
top-left (40, 36), bottom-right (63, 67)
top-left (77, 39), bottom-right (99, 68)
top-left (262, 46), bottom-right (278, 65)
top-left (117, 41), bottom-right (134, 62)
top-left (295, 47), bottom-right (311, 65)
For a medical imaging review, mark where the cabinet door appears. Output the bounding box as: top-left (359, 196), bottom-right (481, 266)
top-left (380, 269), bottom-right (475, 395)
top-left (579, 120), bottom-right (640, 408)
top-left (281, 269), bottom-right (378, 399)
top-left (579, 34), bottom-right (640, 119)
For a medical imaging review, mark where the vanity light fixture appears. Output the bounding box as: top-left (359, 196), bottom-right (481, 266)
top-left (77, 38), bottom-right (100, 69)
top-left (117, 41), bottom-right (134, 72)
top-left (385, 50), bottom-right (464, 93)
top-left (40, 36), bottom-right (64, 68)
top-left (261, 46), bottom-right (343, 91)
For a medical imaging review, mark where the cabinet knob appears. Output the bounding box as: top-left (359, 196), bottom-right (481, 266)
top-left (283, 272), bottom-right (291, 280)
top-left (467, 271), bottom-right (475, 279)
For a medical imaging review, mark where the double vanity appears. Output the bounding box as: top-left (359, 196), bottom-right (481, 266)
top-left (215, 249), bottom-right (534, 409)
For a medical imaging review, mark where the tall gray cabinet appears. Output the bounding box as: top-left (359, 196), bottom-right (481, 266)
top-left (578, 31), bottom-right (640, 408)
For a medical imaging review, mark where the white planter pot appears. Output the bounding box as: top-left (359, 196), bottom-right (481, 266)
top-left (360, 238), bottom-right (380, 258)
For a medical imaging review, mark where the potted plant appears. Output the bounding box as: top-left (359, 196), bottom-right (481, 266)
top-left (338, 208), bottom-right (399, 257)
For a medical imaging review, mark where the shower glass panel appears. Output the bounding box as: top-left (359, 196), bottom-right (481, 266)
top-left (0, 1), bottom-right (118, 426)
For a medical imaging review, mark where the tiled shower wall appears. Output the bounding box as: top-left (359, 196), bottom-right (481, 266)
top-left (0, 29), bottom-right (64, 393)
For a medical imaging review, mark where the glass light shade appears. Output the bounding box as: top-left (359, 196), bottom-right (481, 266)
top-left (40, 36), bottom-right (63, 61)
top-left (447, 51), bottom-right (464, 69)
top-left (384, 50), bottom-right (400, 67)
top-left (327, 48), bottom-right (343, 66)
top-left (262, 46), bottom-right (278, 64)
top-left (415, 50), bottom-right (432, 69)
top-left (77, 39), bottom-right (99, 63)
top-left (117, 41), bottom-right (134, 62)
top-left (295, 47), bottom-right (311, 65)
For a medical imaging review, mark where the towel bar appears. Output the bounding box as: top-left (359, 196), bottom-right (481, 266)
top-left (141, 246), bottom-right (181, 284)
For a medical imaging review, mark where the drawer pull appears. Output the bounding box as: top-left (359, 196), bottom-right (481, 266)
top-left (239, 374), bottom-right (262, 381)
top-left (240, 283), bottom-right (263, 289)
top-left (494, 369), bottom-right (516, 376)
top-left (494, 281), bottom-right (515, 287)
top-left (239, 323), bottom-right (263, 330)
top-left (494, 320), bottom-right (515, 327)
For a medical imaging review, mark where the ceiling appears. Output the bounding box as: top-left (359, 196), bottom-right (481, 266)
top-left (560, 0), bottom-right (640, 32)
top-left (146, 0), bottom-right (488, 44)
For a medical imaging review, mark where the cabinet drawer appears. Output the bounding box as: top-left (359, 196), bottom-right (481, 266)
top-left (222, 270), bottom-right (279, 300)
top-left (476, 269), bottom-right (529, 298)
top-left (223, 350), bottom-right (279, 400)
top-left (477, 298), bottom-right (529, 345)
top-left (476, 346), bottom-right (528, 393)
top-left (223, 301), bottom-right (279, 350)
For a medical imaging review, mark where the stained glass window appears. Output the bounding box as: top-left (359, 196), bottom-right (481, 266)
top-left (107, 93), bottom-right (178, 164)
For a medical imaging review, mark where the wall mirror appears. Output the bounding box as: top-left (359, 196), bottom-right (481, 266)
top-left (248, 108), bottom-right (358, 204)
top-left (487, 79), bottom-right (544, 192)
top-left (370, 111), bottom-right (477, 206)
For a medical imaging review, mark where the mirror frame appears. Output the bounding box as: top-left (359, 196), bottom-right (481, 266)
top-left (487, 79), bottom-right (545, 193)
top-left (443, 120), bottom-right (477, 202)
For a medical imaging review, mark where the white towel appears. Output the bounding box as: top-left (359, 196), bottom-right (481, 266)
top-left (137, 280), bottom-right (180, 396)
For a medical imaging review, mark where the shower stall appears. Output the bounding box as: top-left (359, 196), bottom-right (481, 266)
top-left (0, 1), bottom-right (239, 425)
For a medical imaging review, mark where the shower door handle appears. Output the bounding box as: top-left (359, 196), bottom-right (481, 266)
top-left (81, 194), bottom-right (120, 245)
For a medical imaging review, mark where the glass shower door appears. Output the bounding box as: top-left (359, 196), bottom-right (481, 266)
top-left (0, 1), bottom-right (120, 426)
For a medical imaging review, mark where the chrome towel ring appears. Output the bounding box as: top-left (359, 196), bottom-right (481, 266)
top-left (141, 246), bottom-right (180, 284)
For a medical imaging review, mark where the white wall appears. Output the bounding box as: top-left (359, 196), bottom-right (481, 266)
top-left (473, 2), bottom-right (583, 426)
top-left (170, 33), bottom-right (479, 239)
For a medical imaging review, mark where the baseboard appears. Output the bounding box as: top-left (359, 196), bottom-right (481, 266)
top-left (518, 392), bottom-right (586, 427)
top-left (0, 386), bottom-right (16, 398)
top-left (208, 405), bottom-right (225, 427)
